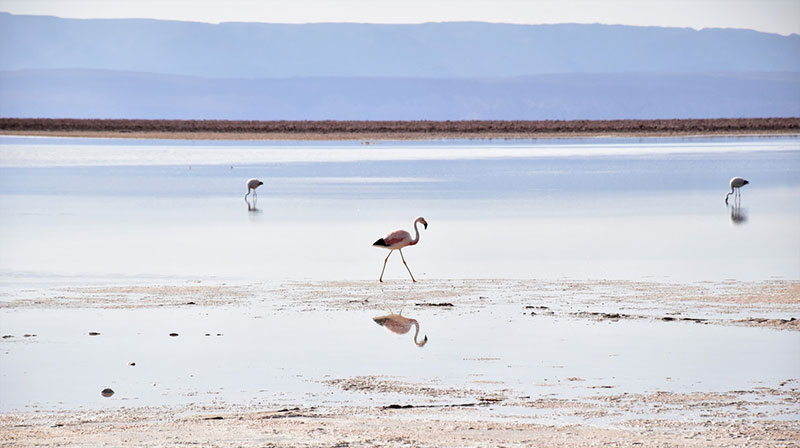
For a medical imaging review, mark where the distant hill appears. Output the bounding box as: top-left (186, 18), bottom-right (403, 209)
top-left (2, 70), bottom-right (798, 120)
top-left (0, 13), bottom-right (798, 120)
top-left (1, 13), bottom-right (799, 78)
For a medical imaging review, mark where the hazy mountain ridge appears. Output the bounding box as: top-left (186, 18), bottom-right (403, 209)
top-left (2, 69), bottom-right (797, 120)
top-left (1, 13), bottom-right (799, 78)
top-left (1, 13), bottom-right (798, 119)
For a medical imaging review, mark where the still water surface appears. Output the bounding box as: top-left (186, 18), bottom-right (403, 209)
top-left (0, 136), bottom-right (798, 414)
top-left (1, 136), bottom-right (798, 282)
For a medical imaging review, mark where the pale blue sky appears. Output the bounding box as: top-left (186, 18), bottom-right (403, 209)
top-left (0, 0), bottom-right (798, 35)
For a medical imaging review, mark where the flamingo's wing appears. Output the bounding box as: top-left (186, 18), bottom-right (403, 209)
top-left (382, 230), bottom-right (411, 247)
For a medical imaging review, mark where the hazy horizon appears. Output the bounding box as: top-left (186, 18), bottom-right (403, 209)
top-left (1, 0), bottom-right (798, 35)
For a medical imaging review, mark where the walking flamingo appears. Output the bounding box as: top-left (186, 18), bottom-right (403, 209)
top-left (244, 178), bottom-right (263, 202)
top-left (725, 177), bottom-right (749, 205)
top-left (373, 313), bottom-right (428, 347)
top-left (373, 217), bottom-right (428, 282)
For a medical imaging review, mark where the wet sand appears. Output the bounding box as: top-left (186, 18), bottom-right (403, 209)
top-left (1, 279), bottom-right (798, 447)
top-left (2, 401), bottom-right (798, 448)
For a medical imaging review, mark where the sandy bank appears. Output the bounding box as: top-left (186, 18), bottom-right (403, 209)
top-left (1, 279), bottom-right (798, 447)
top-left (2, 397), bottom-right (799, 448)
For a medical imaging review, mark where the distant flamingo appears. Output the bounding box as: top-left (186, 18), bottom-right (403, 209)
top-left (373, 217), bottom-right (428, 282)
top-left (245, 178), bottom-right (264, 202)
top-left (725, 177), bottom-right (749, 205)
top-left (373, 313), bottom-right (428, 347)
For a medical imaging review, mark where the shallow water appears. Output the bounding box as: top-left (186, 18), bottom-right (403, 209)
top-left (1, 135), bottom-right (799, 416)
top-left (2, 301), bottom-right (798, 413)
top-left (0, 136), bottom-right (798, 283)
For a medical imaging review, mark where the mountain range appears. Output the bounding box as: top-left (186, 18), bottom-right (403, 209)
top-left (1, 13), bottom-right (798, 120)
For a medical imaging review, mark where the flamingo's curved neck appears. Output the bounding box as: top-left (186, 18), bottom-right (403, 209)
top-left (411, 319), bottom-right (426, 347)
top-left (725, 187), bottom-right (735, 204)
top-left (410, 220), bottom-right (421, 246)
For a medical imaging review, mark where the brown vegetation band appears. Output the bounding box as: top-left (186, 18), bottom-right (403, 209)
top-left (0, 118), bottom-right (798, 135)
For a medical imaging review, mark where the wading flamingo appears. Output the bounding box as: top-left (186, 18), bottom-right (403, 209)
top-left (725, 177), bottom-right (749, 205)
top-left (373, 313), bottom-right (428, 347)
top-left (245, 178), bottom-right (263, 202)
top-left (373, 217), bottom-right (428, 282)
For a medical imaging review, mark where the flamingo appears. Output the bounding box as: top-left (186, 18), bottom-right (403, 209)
top-left (244, 178), bottom-right (264, 202)
top-left (725, 177), bottom-right (749, 205)
top-left (373, 313), bottom-right (428, 347)
top-left (373, 217), bottom-right (428, 282)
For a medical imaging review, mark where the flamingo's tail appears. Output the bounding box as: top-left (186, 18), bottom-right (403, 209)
top-left (373, 238), bottom-right (389, 247)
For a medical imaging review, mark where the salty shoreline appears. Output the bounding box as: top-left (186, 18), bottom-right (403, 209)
top-left (1, 279), bottom-right (798, 447)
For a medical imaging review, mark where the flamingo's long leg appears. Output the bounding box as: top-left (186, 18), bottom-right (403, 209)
top-left (399, 249), bottom-right (416, 282)
top-left (379, 250), bottom-right (393, 282)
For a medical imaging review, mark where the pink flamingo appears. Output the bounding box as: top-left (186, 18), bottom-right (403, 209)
top-left (373, 313), bottom-right (428, 347)
top-left (724, 177), bottom-right (749, 205)
top-left (244, 178), bottom-right (264, 201)
top-left (373, 217), bottom-right (428, 282)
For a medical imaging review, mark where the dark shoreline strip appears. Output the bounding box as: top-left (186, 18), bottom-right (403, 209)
top-left (1, 118), bottom-right (798, 136)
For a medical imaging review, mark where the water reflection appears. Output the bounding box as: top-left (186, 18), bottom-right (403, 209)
top-left (373, 313), bottom-right (428, 347)
top-left (729, 204), bottom-right (748, 225)
top-left (244, 196), bottom-right (260, 212)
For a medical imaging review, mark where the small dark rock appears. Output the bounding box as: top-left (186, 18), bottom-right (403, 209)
top-left (186, 301), bottom-right (196, 305)
top-left (662, 317), bottom-right (676, 321)
top-left (101, 388), bottom-right (114, 397)
top-left (169, 333), bottom-right (179, 337)
top-left (88, 332), bottom-right (100, 336)
top-left (128, 362), bottom-right (136, 366)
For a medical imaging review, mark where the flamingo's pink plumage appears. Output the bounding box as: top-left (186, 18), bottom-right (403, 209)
top-left (373, 217), bottom-right (428, 282)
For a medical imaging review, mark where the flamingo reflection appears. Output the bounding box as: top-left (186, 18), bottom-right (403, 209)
top-left (729, 204), bottom-right (748, 225)
top-left (245, 196), bottom-right (259, 212)
top-left (373, 313), bottom-right (428, 347)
